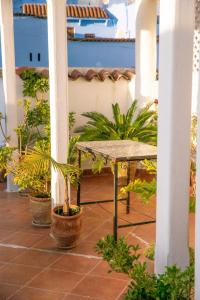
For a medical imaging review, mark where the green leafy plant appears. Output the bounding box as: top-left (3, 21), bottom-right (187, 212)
top-left (76, 101), bottom-right (157, 145)
top-left (0, 146), bottom-right (14, 173)
top-left (14, 146), bottom-right (80, 215)
top-left (144, 243), bottom-right (155, 261)
top-left (96, 235), bottom-right (194, 300)
top-left (126, 264), bottom-right (194, 300)
top-left (122, 178), bottom-right (157, 204)
top-left (96, 235), bottom-right (140, 274)
top-left (16, 99), bottom-right (50, 154)
top-left (20, 69), bottom-right (49, 99)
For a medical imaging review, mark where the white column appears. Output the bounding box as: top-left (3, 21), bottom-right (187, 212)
top-left (195, 83), bottom-right (200, 299)
top-left (47, 0), bottom-right (69, 206)
top-left (194, 2), bottom-right (200, 298)
top-left (155, 0), bottom-right (194, 274)
top-left (135, 0), bottom-right (157, 106)
top-left (0, 0), bottom-right (18, 192)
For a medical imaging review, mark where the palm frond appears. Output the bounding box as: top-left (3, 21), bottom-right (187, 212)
top-left (18, 147), bottom-right (80, 183)
top-left (77, 101), bottom-right (157, 145)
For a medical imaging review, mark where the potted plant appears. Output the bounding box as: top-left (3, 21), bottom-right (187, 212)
top-left (13, 144), bottom-right (52, 226)
top-left (19, 146), bottom-right (82, 249)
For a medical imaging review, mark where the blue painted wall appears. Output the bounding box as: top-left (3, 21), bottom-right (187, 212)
top-left (0, 17), bottom-right (135, 68)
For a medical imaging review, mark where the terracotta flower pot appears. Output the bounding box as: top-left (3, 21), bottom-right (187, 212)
top-left (50, 205), bottom-right (83, 249)
top-left (29, 195), bottom-right (51, 227)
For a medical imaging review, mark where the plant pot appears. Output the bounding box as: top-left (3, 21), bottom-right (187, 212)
top-left (29, 195), bottom-right (51, 227)
top-left (50, 205), bottom-right (83, 249)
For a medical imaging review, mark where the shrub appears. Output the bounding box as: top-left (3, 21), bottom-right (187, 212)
top-left (96, 235), bottom-right (194, 300)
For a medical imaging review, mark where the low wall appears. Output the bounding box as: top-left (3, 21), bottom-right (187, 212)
top-left (0, 68), bottom-right (137, 145)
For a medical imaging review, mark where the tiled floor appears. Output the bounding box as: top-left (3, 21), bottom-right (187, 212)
top-left (0, 174), bottom-right (195, 300)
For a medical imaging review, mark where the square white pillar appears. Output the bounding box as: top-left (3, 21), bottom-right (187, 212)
top-left (0, 0), bottom-right (18, 192)
top-left (135, 0), bottom-right (157, 106)
top-left (47, 0), bottom-right (69, 205)
top-left (155, 0), bottom-right (194, 273)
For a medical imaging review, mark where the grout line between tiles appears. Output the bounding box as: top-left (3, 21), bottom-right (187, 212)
top-left (6, 252), bottom-right (65, 300)
top-left (130, 232), bottom-right (149, 245)
top-left (115, 281), bottom-right (130, 300)
top-left (0, 242), bottom-right (101, 260)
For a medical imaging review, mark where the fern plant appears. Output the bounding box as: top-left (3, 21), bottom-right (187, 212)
top-left (76, 101), bottom-right (157, 145)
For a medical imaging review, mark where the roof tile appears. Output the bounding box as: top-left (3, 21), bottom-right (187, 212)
top-left (11, 67), bottom-right (135, 82)
top-left (21, 4), bottom-right (109, 19)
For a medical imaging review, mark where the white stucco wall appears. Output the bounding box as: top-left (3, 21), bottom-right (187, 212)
top-left (0, 71), bottom-right (136, 145)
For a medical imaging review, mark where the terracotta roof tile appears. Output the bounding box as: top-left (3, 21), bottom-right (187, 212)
top-left (69, 37), bottom-right (134, 42)
top-left (12, 67), bottom-right (135, 82)
top-left (21, 4), bottom-right (109, 19)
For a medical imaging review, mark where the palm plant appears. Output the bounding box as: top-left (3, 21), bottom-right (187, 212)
top-left (13, 146), bottom-right (80, 215)
top-left (76, 101), bottom-right (157, 145)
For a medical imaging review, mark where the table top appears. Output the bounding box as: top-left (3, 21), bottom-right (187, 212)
top-left (76, 140), bottom-right (157, 162)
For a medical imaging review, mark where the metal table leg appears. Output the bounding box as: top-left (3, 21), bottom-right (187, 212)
top-left (126, 161), bottom-right (130, 214)
top-left (114, 162), bottom-right (118, 241)
top-left (77, 150), bottom-right (81, 207)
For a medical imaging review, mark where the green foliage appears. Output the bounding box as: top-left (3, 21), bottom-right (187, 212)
top-left (126, 263), bottom-right (156, 299)
top-left (76, 101), bottom-right (157, 145)
top-left (20, 70), bottom-right (49, 98)
top-left (0, 146), bottom-right (14, 172)
top-left (69, 112), bottom-right (76, 131)
top-left (144, 243), bottom-right (155, 261)
top-left (91, 156), bottom-right (107, 174)
top-left (126, 264), bottom-right (194, 300)
top-left (13, 145), bottom-right (80, 197)
top-left (142, 159), bottom-right (157, 174)
top-left (14, 168), bottom-right (50, 196)
top-left (16, 99), bottom-right (50, 154)
top-left (96, 235), bottom-right (194, 300)
top-left (122, 178), bottom-right (157, 204)
top-left (189, 196), bottom-right (196, 213)
top-left (96, 235), bottom-right (140, 274)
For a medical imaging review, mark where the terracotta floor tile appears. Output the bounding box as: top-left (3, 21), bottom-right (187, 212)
top-left (28, 269), bottom-right (83, 293)
top-left (21, 224), bottom-right (50, 236)
top-left (3, 231), bottom-right (43, 248)
top-left (72, 275), bottom-right (128, 300)
top-left (0, 264), bottom-right (42, 285)
top-left (9, 287), bottom-right (64, 300)
top-left (133, 223), bottom-right (156, 244)
top-left (0, 283), bottom-right (21, 300)
top-left (90, 261), bottom-right (128, 281)
top-left (50, 254), bottom-right (99, 274)
top-left (12, 249), bottom-right (62, 267)
top-left (0, 246), bottom-right (25, 262)
top-left (0, 229), bottom-right (16, 241)
top-left (64, 294), bottom-right (101, 300)
top-left (32, 235), bottom-right (61, 251)
top-left (71, 241), bottom-right (100, 257)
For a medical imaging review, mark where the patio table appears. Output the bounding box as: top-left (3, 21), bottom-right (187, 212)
top-left (76, 140), bottom-right (157, 240)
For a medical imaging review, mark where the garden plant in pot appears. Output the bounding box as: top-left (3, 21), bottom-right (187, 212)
top-left (13, 147), bottom-right (52, 227)
top-left (19, 146), bottom-right (82, 249)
